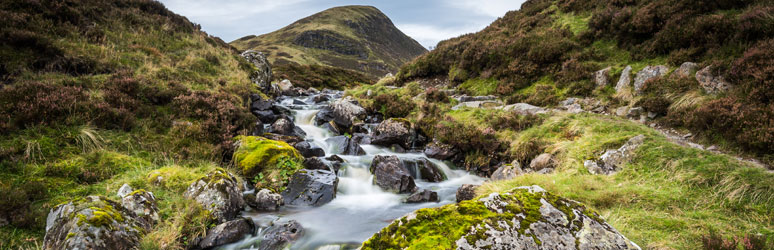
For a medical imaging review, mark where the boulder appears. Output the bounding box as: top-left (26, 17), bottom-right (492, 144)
top-left (364, 186), bottom-right (641, 250)
top-left (672, 62), bottom-right (698, 78)
top-left (258, 220), bottom-right (305, 250)
top-left (528, 153), bottom-right (556, 172)
top-left (456, 184), bottom-right (479, 202)
top-left (260, 133), bottom-right (304, 145)
top-left (251, 121), bottom-right (265, 136)
top-left (278, 79), bottom-right (294, 92)
top-left (491, 161), bottom-right (524, 181)
top-left (615, 65), bottom-right (633, 94)
top-left (252, 110), bottom-right (278, 124)
top-left (314, 96), bottom-right (366, 128)
top-left (403, 158), bottom-right (446, 182)
top-left (198, 217), bottom-right (255, 249)
top-left (233, 136), bottom-right (304, 186)
top-left (120, 189), bottom-right (159, 228)
top-left (303, 157), bottom-right (342, 174)
top-left (626, 107), bottom-right (644, 120)
top-left (369, 155), bottom-right (417, 194)
top-left (346, 133), bottom-right (370, 156)
top-left (117, 183), bottom-right (133, 198)
top-left (695, 66), bottom-right (730, 94)
top-left (588, 135), bottom-right (646, 175)
top-left (594, 67), bottom-right (612, 87)
top-left (424, 141), bottom-right (458, 161)
top-left (500, 103), bottom-right (548, 115)
top-left (294, 141), bottom-right (325, 158)
top-left (405, 190), bottom-right (440, 203)
top-left (633, 65), bottom-right (669, 94)
top-left (325, 136), bottom-right (350, 154)
top-left (371, 118), bottom-right (412, 149)
top-left (313, 94), bottom-right (331, 103)
top-left (281, 170), bottom-right (338, 207)
top-left (246, 189), bottom-right (283, 212)
top-left (452, 100), bottom-right (504, 110)
top-left (250, 94), bottom-right (273, 112)
top-left (43, 196), bottom-right (146, 250)
top-left (269, 117), bottom-right (306, 138)
top-left (183, 169), bottom-right (245, 223)
top-left (241, 50), bottom-right (272, 92)
top-left (456, 95), bottom-right (497, 102)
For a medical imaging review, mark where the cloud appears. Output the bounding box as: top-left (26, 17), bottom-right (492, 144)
top-left (448, 0), bottom-right (526, 18)
top-left (159, 0), bottom-right (311, 23)
top-left (396, 23), bottom-right (485, 48)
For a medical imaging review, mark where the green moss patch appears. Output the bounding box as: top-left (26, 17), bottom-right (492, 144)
top-left (233, 136), bottom-right (303, 191)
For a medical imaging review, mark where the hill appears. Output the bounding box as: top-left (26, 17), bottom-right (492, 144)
top-left (230, 5), bottom-right (427, 78)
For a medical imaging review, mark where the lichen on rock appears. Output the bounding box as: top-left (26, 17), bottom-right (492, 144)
top-left (183, 168), bottom-right (245, 223)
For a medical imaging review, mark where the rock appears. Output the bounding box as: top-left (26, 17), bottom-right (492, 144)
top-left (695, 66), bottom-right (730, 94)
top-left (405, 190), bottom-right (439, 203)
top-left (183, 169), bottom-right (245, 223)
top-left (325, 136), bottom-right (350, 154)
top-left (250, 94), bottom-right (273, 112)
top-left (633, 65), bottom-right (669, 94)
top-left (371, 118), bottom-right (412, 149)
top-left (529, 153), bottom-right (556, 172)
top-left (369, 155), bottom-right (417, 194)
top-left (456, 184), bottom-right (479, 202)
top-left (626, 107), bottom-right (644, 119)
top-left (260, 133), bottom-right (304, 145)
top-left (117, 183), bottom-right (133, 198)
top-left (294, 141), bottom-right (325, 158)
top-left (672, 62), bottom-right (698, 78)
top-left (281, 170), bottom-right (338, 207)
top-left (364, 186), bottom-right (641, 250)
top-left (313, 94), bottom-right (331, 103)
top-left (456, 95), bottom-right (497, 102)
top-left (403, 158), bottom-right (446, 182)
top-left (615, 65), bottom-right (633, 94)
top-left (198, 217), bottom-right (255, 249)
top-left (251, 121), bottom-right (265, 136)
top-left (241, 50), bottom-right (272, 92)
top-left (500, 103), bottom-right (548, 115)
top-left (258, 220), bottom-right (305, 250)
top-left (314, 97), bottom-right (366, 128)
top-left (43, 196), bottom-right (146, 250)
top-left (269, 117), bottom-right (295, 136)
top-left (246, 189), bottom-right (284, 212)
top-left (303, 157), bottom-right (342, 174)
top-left (588, 135), bottom-right (646, 175)
top-left (271, 104), bottom-right (293, 117)
top-left (252, 110), bottom-right (278, 124)
top-left (594, 67), bottom-right (612, 87)
top-left (564, 103), bottom-right (584, 114)
top-left (322, 121), bottom-right (342, 135)
top-left (452, 100), bottom-right (504, 110)
top-left (120, 190), bottom-right (159, 228)
top-left (491, 161), bottom-right (524, 181)
top-left (615, 107), bottom-right (629, 117)
top-left (278, 79), bottom-right (294, 92)
top-left (346, 133), bottom-right (370, 156)
top-left (424, 141), bottom-right (458, 160)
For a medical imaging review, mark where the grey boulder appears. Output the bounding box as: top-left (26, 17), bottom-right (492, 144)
top-left (198, 217), bottom-right (255, 249)
top-left (587, 135), bottom-right (646, 175)
top-left (246, 189), bottom-right (284, 212)
top-left (633, 65), bottom-right (669, 94)
top-left (281, 170), bottom-right (338, 207)
top-left (696, 66), bottom-right (731, 94)
top-left (405, 189), bottom-right (439, 203)
top-left (258, 220), bottom-right (305, 250)
top-left (183, 169), bottom-right (245, 223)
top-left (456, 184), bottom-right (480, 202)
top-left (370, 155), bottom-right (417, 194)
top-left (371, 118), bottom-right (412, 149)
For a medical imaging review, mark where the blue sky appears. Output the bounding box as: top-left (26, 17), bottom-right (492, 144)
top-left (157, 0), bottom-right (527, 49)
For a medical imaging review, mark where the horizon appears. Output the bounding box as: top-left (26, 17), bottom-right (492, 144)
top-left (157, 0), bottom-right (527, 49)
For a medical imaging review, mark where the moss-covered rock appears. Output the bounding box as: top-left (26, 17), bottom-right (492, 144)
top-left (233, 136), bottom-right (304, 191)
top-left (362, 186), bottom-right (641, 250)
top-left (43, 196), bottom-right (146, 250)
top-left (183, 168), bottom-right (245, 223)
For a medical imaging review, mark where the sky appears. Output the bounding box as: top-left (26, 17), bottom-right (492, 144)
top-left (157, 0), bottom-right (527, 49)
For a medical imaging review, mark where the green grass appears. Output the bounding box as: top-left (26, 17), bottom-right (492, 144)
top-left (459, 78), bottom-right (499, 96)
top-left (552, 11), bottom-right (591, 35)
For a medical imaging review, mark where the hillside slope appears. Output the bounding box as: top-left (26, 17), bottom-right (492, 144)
top-left (231, 5), bottom-right (427, 78)
top-left (395, 0), bottom-right (774, 162)
top-left (0, 0), bottom-right (257, 248)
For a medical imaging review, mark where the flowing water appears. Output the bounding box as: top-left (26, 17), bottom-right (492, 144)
top-left (222, 94), bottom-right (485, 249)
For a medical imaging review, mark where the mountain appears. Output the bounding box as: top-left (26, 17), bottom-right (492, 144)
top-left (230, 5), bottom-right (427, 78)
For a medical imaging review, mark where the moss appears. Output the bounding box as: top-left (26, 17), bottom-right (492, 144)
top-left (233, 136), bottom-right (303, 190)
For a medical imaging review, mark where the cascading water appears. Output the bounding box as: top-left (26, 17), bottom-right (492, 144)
top-left (222, 93), bottom-right (485, 250)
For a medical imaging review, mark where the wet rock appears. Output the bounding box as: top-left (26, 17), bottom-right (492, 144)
top-left (314, 96), bottom-right (366, 128)
top-left (241, 50), bottom-right (272, 92)
top-left (278, 79), bottom-right (294, 93)
top-left (695, 66), bottom-right (730, 94)
top-left (594, 66), bottom-right (612, 87)
top-left (491, 161), bottom-right (524, 181)
top-left (501, 103), bottom-right (548, 115)
top-left (325, 136), bottom-right (350, 154)
top-left (405, 190), bottom-right (439, 203)
top-left (423, 141), bottom-right (458, 160)
top-left (313, 94), bottom-right (331, 103)
top-left (43, 196), bottom-right (146, 250)
top-left (183, 169), bottom-right (245, 223)
top-left (271, 104), bottom-right (293, 117)
top-left (529, 153), bottom-right (556, 172)
top-left (456, 184), bottom-right (479, 202)
top-left (403, 158), bottom-right (446, 182)
top-left (633, 65), bottom-right (669, 94)
top-left (250, 94), bottom-right (274, 112)
top-left (120, 189), bottom-right (159, 228)
top-left (587, 135), bottom-right (646, 175)
top-left (269, 117), bottom-right (294, 135)
top-left (672, 62), bottom-right (698, 78)
top-left (253, 110), bottom-right (278, 124)
top-left (371, 118), bottom-right (412, 149)
top-left (303, 157), bottom-right (340, 174)
top-left (322, 121), bottom-right (342, 135)
top-left (260, 133), bottom-right (304, 145)
top-left (258, 220), bottom-right (305, 250)
top-left (369, 155), bottom-right (417, 194)
top-left (615, 65), bottom-right (633, 94)
top-left (281, 170), bottom-right (338, 207)
top-left (198, 217), bottom-right (255, 249)
top-left (365, 186), bottom-right (641, 250)
top-left (294, 141), bottom-right (325, 158)
top-left (251, 121), bottom-right (265, 136)
top-left (246, 189), bottom-right (284, 212)
top-left (346, 133), bottom-right (370, 156)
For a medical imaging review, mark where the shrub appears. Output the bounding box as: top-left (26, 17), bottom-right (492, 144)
top-left (425, 87), bottom-right (449, 103)
top-left (687, 98), bottom-right (774, 153)
top-left (172, 91), bottom-right (253, 149)
top-left (730, 39), bottom-right (774, 104)
top-left (525, 85), bottom-right (560, 107)
top-left (0, 82), bottom-right (89, 130)
top-left (637, 95), bottom-right (672, 116)
top-left (434, 117), bottom-right (503, 158)
top-left (489, 112), bottom-right (542, 131)
top-left (373, 92), bottom-right (416, 119)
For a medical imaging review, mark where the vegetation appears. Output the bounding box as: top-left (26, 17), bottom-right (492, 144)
top-left (232, 136), bottom-right (304, 192)
top-left (273, 64), bottom-right (374, 90)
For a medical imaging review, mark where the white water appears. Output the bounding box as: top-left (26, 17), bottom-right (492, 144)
top-left (222, 94), bottom-right (485, 250)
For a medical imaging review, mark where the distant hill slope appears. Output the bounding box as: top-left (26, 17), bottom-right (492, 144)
top-left (230, 5), bottom-right (427, 78)
top-left (396, 0), bottom-right (774, 159)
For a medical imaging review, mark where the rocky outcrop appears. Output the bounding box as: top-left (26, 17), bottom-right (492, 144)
top-left (294, 141), bottom-right (325, 158)
top-left (258, 220), bottom-right (305, 250)
top-left (695, 66), bottom-right (731, 94)
top-left (501, 103), bottom-right (548, 115)
top-left (363, 186), bottom-right (641, 250)
top-left (424, 141), bottom-right (458, 161)
top-left (672, 62), bottom-right (698, 78)
top-left (491, 161), bottom-right (524, 181)
top-left (120, 189), bottom-right (159, 228)
top-left (183, 169), bottom-right (245, 223)
top-left (250, 94), bottom-right (278, 123)
top-left (197, 217), bottom-right (255, 249)
top-left (281, 169), bottom-right (338, 207)
top-left (594, 67), bottom-right (612, 87)
top-left (369, 155), bottom-right (417, 194)
top-left (241, 50), bottom-right (272, 93)
top-left (314, 96), bottom-right (367, 129)
top-left (633, 65), bottom-right (669, 94)
top-left (43, 196), bottom-right (146, 250)
top-left (528, 153), bottom-right (556, 173)
top-left (371, 118), bottom-right (412, 149)
top-left (245, 189), bottom-right (284, 212)
top-left (615, 65), bottom-right (633, 94)
top-left (456, 184), bottom-right (479, 202)
top-left (405, 189), bottom-right (439, 203)
top-left (586, 135), bottom-right (646, 175)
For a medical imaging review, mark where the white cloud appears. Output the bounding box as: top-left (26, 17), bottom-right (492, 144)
top-left (397, 23), bottom-right (486, 48)
top-left (448, 0), bottom-right (526, 18)
top-left (158, 0), bottom-right (311, 23)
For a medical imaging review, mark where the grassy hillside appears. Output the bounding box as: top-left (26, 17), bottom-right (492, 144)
top-left (0, 0), bottom-right (257, 248)
top-left (230, 5), bottom-right (427, 78)
top-left (396, 0), bottom-right (774, 162)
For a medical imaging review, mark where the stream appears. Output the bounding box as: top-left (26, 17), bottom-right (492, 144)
top-left (221, 92), bottom-right (485, 249)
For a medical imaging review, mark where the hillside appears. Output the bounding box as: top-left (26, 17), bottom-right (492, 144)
top-left (230, 5), bottom-right (427, 78)
top-left (0, 0), bottom-right (257, 248)
top-left (395, 0), bottom-right (774, 162)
